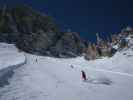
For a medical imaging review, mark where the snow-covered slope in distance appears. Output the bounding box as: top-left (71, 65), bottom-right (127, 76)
top-left (73, 35), bottom-right (133, 75)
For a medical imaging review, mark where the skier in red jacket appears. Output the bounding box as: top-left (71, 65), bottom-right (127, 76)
top-left (81, 70), bottom-right (87, 81)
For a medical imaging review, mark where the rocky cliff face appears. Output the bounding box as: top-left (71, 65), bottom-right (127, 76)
top-left (0, 5), bottom-right (86, 57)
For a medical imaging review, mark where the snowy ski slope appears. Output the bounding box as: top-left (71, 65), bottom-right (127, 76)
top-left (0, 40), bottom-right (133, 100)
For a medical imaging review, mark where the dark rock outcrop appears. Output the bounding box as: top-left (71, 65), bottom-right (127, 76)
top-left (0, 5), bottom-right (86, 57)
top-left (49, 32), bottom-right (86, 57)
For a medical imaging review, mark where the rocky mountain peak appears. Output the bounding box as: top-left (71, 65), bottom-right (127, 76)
top-left (0, 5), bottom-right (86, 57)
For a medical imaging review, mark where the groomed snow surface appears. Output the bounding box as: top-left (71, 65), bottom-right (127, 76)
top-left (0, 42), bottom-right (133, 100)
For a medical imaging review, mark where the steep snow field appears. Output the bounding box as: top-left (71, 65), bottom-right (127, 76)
top-left (0, 42), bottom-right (133, 100)
top-left (0, 43), bottom-right (25, 70)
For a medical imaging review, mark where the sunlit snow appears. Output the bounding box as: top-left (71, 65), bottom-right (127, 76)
top-left (0, 39), bottom-right (133, 100)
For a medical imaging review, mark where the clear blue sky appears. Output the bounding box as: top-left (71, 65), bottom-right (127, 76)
top-left (0, 0), bottom-right (133, 42)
